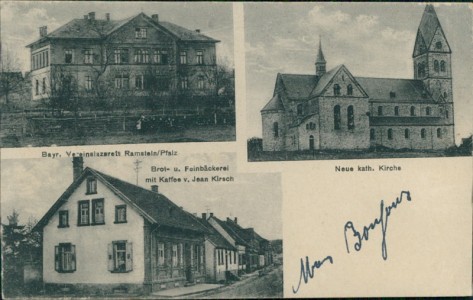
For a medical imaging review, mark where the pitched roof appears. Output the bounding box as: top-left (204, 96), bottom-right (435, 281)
top-left (278, 73), bottom-right (318, 100)
top-left (211, 216), bottom-right (249, 247)
top-left (34, 167), bottom-right (208, 233)
top-left (194, 218), bottom-right (236, 250)
top-left (370, 116), bottom-right (447, 126)
top-left (261, 94), bottom-right (285, 112)
top-left (310, 65), bottom-right (344, 96)
top-left (27, 13), bottom-right (218, 47)
top-left (355, 77), bottom-right (434, 103)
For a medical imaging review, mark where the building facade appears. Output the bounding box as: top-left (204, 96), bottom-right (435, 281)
top-left (261, 5), bottom-right (455, 152)
top-left (27, 12), bottom-right (219, 110)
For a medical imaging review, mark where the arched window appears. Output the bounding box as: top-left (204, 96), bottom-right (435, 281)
top-left (405, 128), bottom-right (410, 139)
top-left (273, 122), bottom-right (279, 138)
top-left (421, 128), bottom-right (426, 139)
top-left (426, 107), bottom-right (431, 116)
top-left (443, 92), bottom-right (447, 99)
top-left (297, 103), bottom-right (303, 116)
top-left (440, 60), bottom-right (446, 72)
top-left (388, 128), bottom-right (393, 140)
top-left (334, 105), bottom-right (341, 130)
top-left (306, 123), bottom-right (309, 130)
top-left (309, 135), bottom-right (315, 150)
top-left (347, 105), bottom-right (355, 129)
top-left (394, 106), bottom-right (399, 116)
top-left (310, 122), bottom-right (316, 130)
top-left (434, 60), bottom-right (439, 72)
top-left (347, 84), bottom-right (353, 96)
top-left (378, 106), bottom-right (383, 116)
top-left (410, 106), bottom-right (416, 116)
top-left (370, 128), bottom-right (375, 140)
top-left (417, 62), bottom-right (425, 77)
top-left (437, 128), bottom-right (442, 138)
top-left (445, 110), bottom-right (449, 119)
top-left (333, 84), bottom-right (341, 96)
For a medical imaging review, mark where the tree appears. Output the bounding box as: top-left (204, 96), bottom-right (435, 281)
top-left (0, 43), bottom-right (24, 106)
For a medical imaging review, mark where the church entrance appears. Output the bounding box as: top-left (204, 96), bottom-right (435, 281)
top-left (309, 135), bottom-right (315, 150)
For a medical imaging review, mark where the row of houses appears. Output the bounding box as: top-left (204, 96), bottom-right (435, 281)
top-left (33, 157), bottom-right (273, 295)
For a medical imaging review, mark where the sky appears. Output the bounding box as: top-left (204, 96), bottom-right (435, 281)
top-left (244, 3), bottom-right (473, 145)
top-left (0, 154), bottom-right (282, 240)
top-left (0, 1), bottom-right (234, 68)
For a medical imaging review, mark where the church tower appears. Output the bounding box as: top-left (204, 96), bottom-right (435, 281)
top-left (315, 38), bottom-right (326, 77)
top-left (413, 5), bottom-right (453, 109)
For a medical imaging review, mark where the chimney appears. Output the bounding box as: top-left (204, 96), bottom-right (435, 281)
top-left (152, 14), bottom-right (159, 22)
top-left (202, 213), bottom-right (207, 220)
top-left (151, 185), bottom-right (159, 193)
top-left (72, 157), bottom-right (84, 182)
top-left (195, 29), bottom-right (201, 33)
top-left (39, 26), bottom-right (48, 38)
top-left (234, 217), bottom-right (238, 224)
top-left (84, 15), bottom-right (88, 20)
top-left (105, 13), bottom-right (110, 21)
top-left (210, 213), bottom-right (214, 218)
top-left (88, 12), bottom-right (95, 21)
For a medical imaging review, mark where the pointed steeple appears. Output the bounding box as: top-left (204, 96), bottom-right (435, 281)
top-left (315, 37), bottom-right (326, 76)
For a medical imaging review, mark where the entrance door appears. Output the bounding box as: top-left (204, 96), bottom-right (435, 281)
top-left (309, 135), bottom-right (315, 150)
top-left (184, 243), bottom-right (193, 282)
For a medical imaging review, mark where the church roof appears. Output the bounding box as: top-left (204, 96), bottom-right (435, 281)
top-left (261, 93), bottom-right (285, 112)
top-left (315, 39), bottom-right (326, 63)
top-left (418, 5), bottom-right (441, 48)
top-left (310, 65), bottom-right (344, 97)
top-left (355, 77), bottom-right (434, 103)
top-left (278, 73), bottom-right (318, 100)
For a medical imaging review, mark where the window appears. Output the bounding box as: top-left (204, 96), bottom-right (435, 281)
top-left (84, 49), bottom-right (93, 64)
top-left (114, 49), bottom-right (129, 64)
top-left (92, 199), bottom-right (104, 225)
top-left (115, 205), bottom-right (127, 223)
top-left (115, 75), bottom-right (129, 89)
top-left (443, 92), bottom-right (447, 100)
top-left (297, 104), bottom-right (303, 116)
top-left (426, 107), bottom-right (431, 116)
top-left (410, 106), bottom-right (416, 116)
top-left (180, 51), bottom-right (187, 64)
top-left (135, 75), bottom-right (144, 90)
top-left (388, 128), bottom-right (393, 140)
top-left (58, 210), bottom-right (69, 228)
top-left (55, 243), bottom-right (76, 272)
top-left (440, 60), bottom-right (446, 72)
top-left (378, 106), bottom-right (383, 116)
top-left (273, 122), bottom-right (279, 138)
top-left (135, 27), bottom-right (147, 39)
top-left (181, 76), bottom-right (188, 89)
top-left (87, 177), bottom-right (97, 194)
top-left (196, 50), bottom-right (204, 65)
top-left (404, 128), bottom-right (410, 139)
top-left (445, 110), bottom-right (449, 119)
top-left (46, 51), bottom-right (49, 66)
top-left (42, 78), bottom-right (46, 94)
top-left (157, 243), bottom-right (164, 265)
top-left (437, 128), bottom-right (442, 138)
top-left (434, 60), bottom-right (439, 72)
top-left (154, 50), bottom-right (168, 64)
top-left (421, 128), bottom-right (426, 139)
top-left (417, 62), bottom-right (425, 77)
top-left (108, 241), bottom-right (133, 272)
top-left (85, 76), bottom-right (92, 91)
top-left (394, 106), bottom-right (399, 116)
top-left (172, 244), bottom-right (178, 267)
top-left (306, 122), bottom-right (315, 130)
top-left (390, 91), bottom-right (396, 98)
top-left (197, 76), bottom-right (205, 89)
top-left (65, 50), bottom-right (73, 64)
top-left (334, 105), bottom-right (341, 130)
top-left (134, 49), bottom-right (149, 63)
top-left (35, 80), bottom-right (39, 95)
top-left (347, 105), bottom-right (354, 129)
top-left (333, 84), bottom-right (341, 96)
top-left (436, 41), bottom-right (442, 49)
top-left (78, 200), bottom-right (90, 226)
top-left (370, 128), bottom-right (375, 140)
top-left (347, 84), bottom-right (353, 96)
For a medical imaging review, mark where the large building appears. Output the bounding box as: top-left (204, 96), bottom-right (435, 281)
top-left (26, 12), bottom-right (220, 110)
top-left (261, 5), bottom-right (455, 152)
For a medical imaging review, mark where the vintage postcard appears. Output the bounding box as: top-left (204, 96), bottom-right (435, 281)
top-left (1, 1), bottom-right (472, 299)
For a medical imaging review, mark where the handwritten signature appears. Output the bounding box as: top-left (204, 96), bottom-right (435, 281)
top-left (292, 191), bottom-right (412, 294)
top-left (344, 190), bottom-right (411, 260)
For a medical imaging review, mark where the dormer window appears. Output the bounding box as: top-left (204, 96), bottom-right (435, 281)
top-left (390, 91), bottom-right (396, 98)
top-left (135, 27), bottom-right (147, 39)
top-left (87, 177), bottom-right (97, 194)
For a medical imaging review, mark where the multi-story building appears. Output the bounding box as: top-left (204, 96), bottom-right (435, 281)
top-left (261, 5), bottom-right (455, 151)
top-left (27, 12), bottom-right (220, 110)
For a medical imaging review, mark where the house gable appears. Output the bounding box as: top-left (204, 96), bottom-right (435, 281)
top-left (428, 26), bottom-right (451, 53)
top-left (315, 65), bottom-right (368, 98)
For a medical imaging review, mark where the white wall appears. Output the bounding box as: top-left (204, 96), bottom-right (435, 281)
top-left (43, 178), bottom-right (145, 284)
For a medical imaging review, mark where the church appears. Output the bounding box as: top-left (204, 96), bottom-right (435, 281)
top-left (261, 5), bottom-right (455, 152)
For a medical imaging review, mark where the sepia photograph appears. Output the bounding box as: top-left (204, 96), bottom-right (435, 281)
top-left (1, 155), bottom-right (282, 298)
top-left (1, 1), bottom-right (235, 148)
top-left (245, 3), bottom-right (472, 161)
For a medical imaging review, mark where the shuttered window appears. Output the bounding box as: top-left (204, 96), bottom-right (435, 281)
top-left (55, 243), bottom-right (76, 272)
top-left (108, 241), bottom-right (133, 272)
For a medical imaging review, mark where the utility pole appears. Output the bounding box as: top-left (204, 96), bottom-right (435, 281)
top-left (133, 159), bottom-right (142, 186)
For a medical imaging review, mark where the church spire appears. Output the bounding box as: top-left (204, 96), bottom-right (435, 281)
top-left (315, 37), bottom-right (326, 76)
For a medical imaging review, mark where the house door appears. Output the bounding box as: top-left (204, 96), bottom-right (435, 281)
top-left (309, 135), bottom-right (315, 150)
top-left (184, 243), bottom-right (193, 282)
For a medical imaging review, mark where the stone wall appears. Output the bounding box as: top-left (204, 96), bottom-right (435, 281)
top-left (370, 125), bottom-right (454, 149)
top-left (261, 111), bottom-right (286, 151)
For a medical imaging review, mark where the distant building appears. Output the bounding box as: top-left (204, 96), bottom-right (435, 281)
top-left (261, 5), bottom-right (454, 151)
top-left (26, 12), bottom-right (220, 110)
